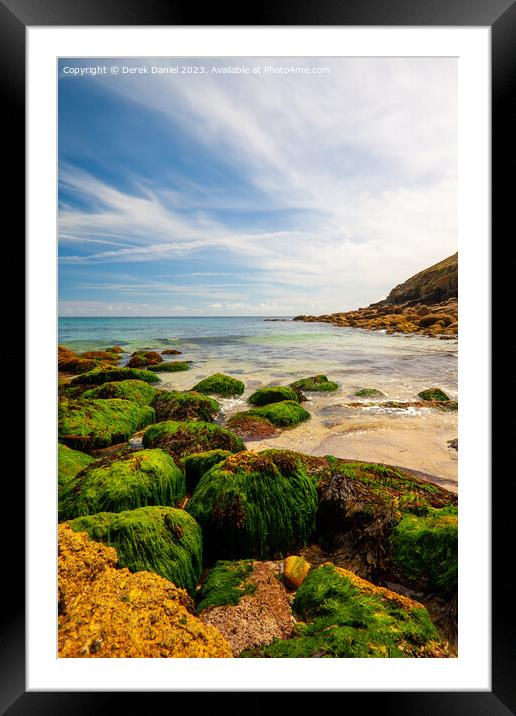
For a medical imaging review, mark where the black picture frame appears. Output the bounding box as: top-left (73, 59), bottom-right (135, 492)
top-left (5, 0), bottom-right (507, 711)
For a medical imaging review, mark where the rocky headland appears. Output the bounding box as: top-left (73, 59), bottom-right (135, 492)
top-left (294, 253), bottom-right (458, 337)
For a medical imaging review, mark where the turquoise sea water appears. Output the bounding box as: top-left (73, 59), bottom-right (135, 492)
top-left (58, 316), bottom-right (457, 399)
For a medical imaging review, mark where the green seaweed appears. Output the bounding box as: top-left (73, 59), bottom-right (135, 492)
top-left (58, 398), bottom-right (155, 452)
top-left (290, 375), bottom-right (338, 392)
top-left (389, 505), bottom-right (458, 595)
top-left (186, 451), bottom-right (318, 561)
top-left (354, 388), bottom-right (386, 398)
top-left (82, 379), bottom-right (157, 405)
top-left (183, 449), bottom-right (232, 493)
top-left (71, 367), bottom-right (160, 385)
top-left (59, 448), bottom-right (185, 521)
top-left (142, 420), bottom-right (245, 459)
top-left (417, 387), bottom-right (450, 402)
top-left (68, 505), bottom-right (202, 595)
top-left (58, 443), bottom-right (95, 494)
top-left (191, 373), bottom-right (245, 396)
top-left (147, 361), bottom-right (190, 372)
top-left (196, 560), bottom-right (256, 612)
top-left (247, 386), bottom-right (303, 406)
top-left (153, 390), bottom-right (220, 422)
top-left (247, 400), bottom-right (310, 427)
top-left (244, 564), bottom-right (442, 658)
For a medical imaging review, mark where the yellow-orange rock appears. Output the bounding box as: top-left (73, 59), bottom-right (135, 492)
top-left (58, 524), bottom-right (232, 658)
top-left (283, 555), bottom-right (311, 589)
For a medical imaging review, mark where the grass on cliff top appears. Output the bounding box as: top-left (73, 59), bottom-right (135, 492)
top-left (243, 563), bottom-right (441, 658)
top-left (82, 379), bottom-right (157, 405)
top-left (389, 505), bottom-right (458, 595)
top-left (247, 386), bottom-right (302, 406)
top-left (153, 390), bottom-right (220, 422)
top-left (290, 375), bottom-right (338, 392)
top-left (59, 448), bottom-right (185, 522)
top-left (190, 373), bottom-right (245, 397)
top-left (142, 420), bottom-right (245, 459)
top-left (68, 505), bottom-right (203, 595)
top-left (196, 560), bottom-right (256, 613)
top-left (58, 399), bottom-right (155, 452)
top-left (247, 400), bottom-right (310, 427)
top-left (71, 367), bottom-right (160, 385)
top-left (186, 451), bottom-right (318, 561)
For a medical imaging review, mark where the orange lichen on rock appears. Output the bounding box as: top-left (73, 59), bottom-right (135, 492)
top-left (283, 556), bottom-right (311, 590)
top-left (332, 565), bottom-right (422, 612)
top-left (58, 524), bottom-right (232, 658)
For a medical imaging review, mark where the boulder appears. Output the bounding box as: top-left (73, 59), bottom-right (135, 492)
top-left (289, 375), bottom-right (338, 392)
top-left (183, 449), bottom-right (232, 493)
top-left (59, 448), bottom-right (185, 521)
top-left (68, 505), bottom-right (202, 595)
top-left (186, 451), bottom-right (318, 560)
top-left (82, 379), bottom-right (157, 405)
top-left (58, 524), bottom-right (231, 658)
top-left (153, 390), bottom-right (220, 422)
top-left (283, 555), bottom-right (311, 590)
top-left (142, 420), bottom-right (245, 458)
top-left (247, 386), bottom-right (303, 406)
top-left (71, 367), bottom-right (160, 385)
top-left (58, 398), bottom-right (155, 452)
top-left (191, 373), bottom-right (245, 397)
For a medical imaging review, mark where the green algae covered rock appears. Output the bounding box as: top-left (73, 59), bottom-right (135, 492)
top-left (191, 373), bottom-right (245, 397)
top-left (225, 413), bottom-right (280, 441)
top-left (244, 563), bottom-right (447, 658)
top-left (58, 399), bottom-right (155, 452)
top-left (142, 420), bottom-right (245, 459)
top-left (290, 375), bottom-right (338, 392)
top-left (183, 449), bottom-right (232, 493)
top-left (196, 560), bottom-right (255, 612)
top-left (153, 390), bottom-right (220, 422)
top-left (58, 443), bottom-right (95, 494)
top-left (186, 451), bottom-right (318, 560)
top-left (389, 505), bottom-right (458, 595)
top-left (354, 388), bottom-right (386, 398)
top-left (71, 367), bottom-right (160, 386)
top-left (247, 400), bottom-right (310, 427)
top-left (82, 379), bottom-right (157, 405)
top-left (147, 361), bottom-right (190, 372)
top-left (417, 387), bottom-right (450, 402)
top-left (68, 505), bottom-right (203, 595)
top-left (59, 448), bottom-right (185, 521)
top-left (58, 357), bottom-right (113, 374)
top-left (247, 386), bottom-right (303, 406)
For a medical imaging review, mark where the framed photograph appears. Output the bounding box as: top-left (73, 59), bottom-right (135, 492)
top-left (6, 0), bottom-right (508, 710)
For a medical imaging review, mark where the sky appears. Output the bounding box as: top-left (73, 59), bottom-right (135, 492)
top-left (58, 57), bottom-right (457, 317)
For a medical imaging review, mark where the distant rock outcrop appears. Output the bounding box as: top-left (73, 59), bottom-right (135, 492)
top-left (293, 253), bottom-right (458, 337)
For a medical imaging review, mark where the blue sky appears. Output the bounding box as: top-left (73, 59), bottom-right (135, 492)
top-left (58, 58), bottom-right (457, 316)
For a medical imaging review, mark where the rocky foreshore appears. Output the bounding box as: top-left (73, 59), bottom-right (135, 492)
top-left (294, 253), bottom-right (458, 337)
top-left (56, 342), bottom-right (458, 658)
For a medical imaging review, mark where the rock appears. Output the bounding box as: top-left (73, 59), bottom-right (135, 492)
top-left (183, 449), bottom-right (232, 493)
top-left (58, 524), bottom-right (231, 658)
top-left (67, 505), bottom-right (202, 595)
top-left (354, 388), bottom-right (386, 398)
top-left (153, 390), bottom-right (220, 422)
top-left (58, 443), bottom-right (95, 495)
top-left (126, 354), bottom-right (151, 368)
top-left (418, 387), bottom-right (450, 402)
top-left (58, 448), bottom-right (185, 521)
top-left (142, 420), bottom-right (245, 458)
top-left (198, 561), bottom-right (294, 656)
top-left (82, 379), bottom-right (157, 405)
top-left (247, 386), bottom-right (304, 406)
top-left (289, 375), bottom-right (338, 392)
top-left (58, 345), bottom-right (76, 361)
top-left (191, 373), bottom-right (245, 397)
top-left (147, 361), bottom-right (190, 372)
top-left (58, 398), bottom-right (156, 452)
top-left (58, 356), bottom-right (113, 374)
top-left (246, 400), bottom-right (310, 427)
top-left (448, 438), bottom-right (458, 451)
top-left (283, 556), bottom-right (311, 589)
top-left (161, 348), bottom-right (182, 355)
top-left (245, 563), bottom-right (450, 658)
top-left (186, 451), bottom-right (318, 561)
top-left (71, 367), bottom-right (160, 385)
top-left (388, 505), bottom-right (458, 596)
top-left (225, 413), bottom-right (281, 440)
top-left (79, 351), bottom-right (120, 363)
top-left (105, 345), bottom-right (124, 354)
